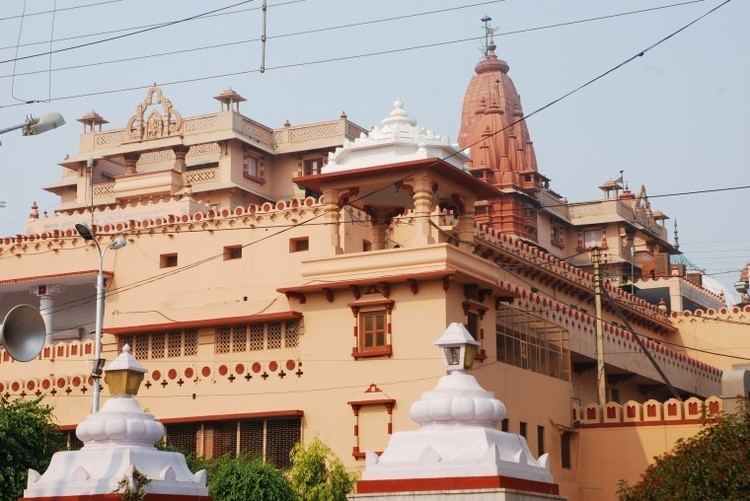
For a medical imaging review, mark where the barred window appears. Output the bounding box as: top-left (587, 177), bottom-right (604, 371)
top-left (184, 330), bottom-right (198, 356)
top-left (211, 421), bottom-right (238, 458)
top-left (151, 333), bottom-right (165, 359)
top-left (216, 327), bottom-right (231, 354)
top-left (215, 320), bottom-right (303, 354)
top-left (239, 420), bottom-right (264, 460)
top-left (166, 423), bottom-right (197, 455)
top-left (267, 322), bottom-right (282, 350)
top-left (266, 418), bottom-right (302, 469)
top-left (285, 320), bottom-right (300, 348)
top-left (232, 325), bottom-right (247, 352)
top-left (249, 324), bottom-right (265, 351)
top-left (162, 417), bottom-right (301, 466)
top-left (117, 330), bottom-right (200, 359)
top-left (167, 331), bottom-right (182, 358)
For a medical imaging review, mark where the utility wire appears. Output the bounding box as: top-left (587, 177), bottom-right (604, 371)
top-left (0, 0), bottom-right (304, 52)
top-left (0, 0), bottom-right (123, 22)
top-left (0, 0), bottom-right (728, 109)
top-left (0, 0), bottom-right (507, 80)
top-left (7, 0), bottom-right (731, 318)
top-left (0, 0), bottom-right (256, 66)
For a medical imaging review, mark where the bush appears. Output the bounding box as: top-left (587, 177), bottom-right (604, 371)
top-left (287, 438), bottom-right (357, 501)
top-left (0, 397), bottom-right (64, 501)
top-left (618, 406), bottom-right (750, 501)
top-left (209, 455), bottom-right (295, 501)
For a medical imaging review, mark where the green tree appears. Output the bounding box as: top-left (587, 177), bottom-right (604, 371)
top-left (287, 437), bottom-right (357, 501)
top-left (0, 397), bottom-right (64, 501)
top-left (618, 405), bottom-right (750, 501)
top-left (209, 455), bottom-right (295, 501)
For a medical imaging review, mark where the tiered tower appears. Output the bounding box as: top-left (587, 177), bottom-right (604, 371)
top-left (458, 19), bottom-right (545, 242)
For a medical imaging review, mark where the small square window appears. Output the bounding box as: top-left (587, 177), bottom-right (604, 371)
top-left (289, 237), bottom-right (309, 253)
top-left (520, 421), bottom-right (527, 439)
top-left (583, 230), bottom-right (602, 249)
top-left (303, 157), bottom-right (324, 176)
top-left (501, 419), bottom-right (509, 432)
top-left (224, 245), bottom-right (242, 260)
top-left (160, 253), bottom-right (178, 268)
top-left (359, 311), bottom-right (387, 353)
top-left (243, 155), bottom-right (258, 179)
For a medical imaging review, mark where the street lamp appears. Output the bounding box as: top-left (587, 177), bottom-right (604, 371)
top-left (0, 112), bottom-right (65, 144)
top-left (75, 222), bottom-right (127, 413)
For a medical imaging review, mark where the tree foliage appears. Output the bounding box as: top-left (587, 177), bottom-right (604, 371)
top-left (618, 406), bottom-right (750, 501)
top-left (209, 456), bottom-right (295, 501)
top-left (287, 437), bottom-right (357, 501)
top-left (0, 397), bottom-right (64, 501)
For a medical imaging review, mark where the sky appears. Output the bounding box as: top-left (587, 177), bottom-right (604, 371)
top-left (0, 0), bottom-right (747, 295)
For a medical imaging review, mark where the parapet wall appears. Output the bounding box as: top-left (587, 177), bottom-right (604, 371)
top-left (573, 396), bottom-right (723, 428)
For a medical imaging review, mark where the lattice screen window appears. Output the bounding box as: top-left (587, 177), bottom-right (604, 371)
top-left (167, 331), bottom-right (182, 358)
top-left (166, 423), bottom-right (197, 455)
top-left (267, 322), bottom-right (282, 350)
top-left (183, 330), bottom-right (198, 356)
top-left (118, 335), bottom-right (134, 352)
top-left (266, 418), bottom-right (301, 468)
top-left (133, 334), bottom-right (150, 360)
top-left (215, 327), bottom-right (231, 354)
top-left (209, 421), bottom-right (238, 458)
top-left (151, 333), bottom-right (166, 359)
top-left (232, 325), bottom-right (248, 352)
top-left (284, 320), bottom-right (300, 348)
top-left (239, 420), bottom-right (264, 460)
top-left (249, 324), bottom-right (264, 351)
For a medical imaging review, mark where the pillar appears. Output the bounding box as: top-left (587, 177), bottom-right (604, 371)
top-left (457, 196), bottom-right (476, 252)
top-left (123, 152), bottom-right (140, 176)
top-left (173, 145), bottom-right (190, 172)
top-left (30, 285), bottom-right (63, 344)
top-left (322, 188), bottom-right (343, 255)
top-left (410, 174), bottom-right (434, 246)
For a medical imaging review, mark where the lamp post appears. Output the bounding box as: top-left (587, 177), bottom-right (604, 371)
top-left (0, 112), bottom-right (65, 145)
top-left (75, 222), bottom-right (126, 413)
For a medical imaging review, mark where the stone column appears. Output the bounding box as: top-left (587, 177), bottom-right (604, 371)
top-left (457, 196), bottom-right (476, 252)
top-left (322, 188), bottom-right (343, 255)
top-left (367, 208), bottom-right (389, 251)
top-left (123, 152), bottom-right (140, 176)
top-left (410, 174), bottom-right (434, 246)
top-left (173, 145), bottom-right (190, 172)
top-left (30, 285), bottom-right (63, 344)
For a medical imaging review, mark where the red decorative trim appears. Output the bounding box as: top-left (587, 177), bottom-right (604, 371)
top-left (278, 270), bottom-right (457, 296)
top-left (356, 475), bottom-right (559, 495)
top-left (157, 409), bottom-right (303, 425)
top-left (352, 346), bottom-right (393, 359)
top-left (20, 494), bottom-right (211, 500)
top-left (348, 398), bottom-right (397, 408)
top-left (106, 311), bottom-right (302, 335)
top-left (293, 157), bottom-right (501, 199)
top-left (0, 269), bottom-right (111, 287)
top-left (578, 418), bottom-right (707, 429)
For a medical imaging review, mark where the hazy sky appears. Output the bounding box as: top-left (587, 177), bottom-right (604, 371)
top-left (0, 0), bottom-right (746, 294)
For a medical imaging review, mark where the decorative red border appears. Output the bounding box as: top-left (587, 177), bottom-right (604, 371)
top-left (106, 311), bottom-right (301, 335)
top-left (356, 475), bottom-right (559, 495)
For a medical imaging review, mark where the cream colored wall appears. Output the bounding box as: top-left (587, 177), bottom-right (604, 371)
top-left (571, 423), bottom-right (704, 501)
top-left (671, 308), bottom-right (750, 371)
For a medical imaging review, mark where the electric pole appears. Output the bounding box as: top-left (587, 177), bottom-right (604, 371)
top-left (591, 247), bottom-right (607, 405)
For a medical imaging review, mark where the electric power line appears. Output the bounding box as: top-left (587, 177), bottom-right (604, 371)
top-left (0, 0), bottom-right (726, 109)
top-left (4, 0), bottom-right (732, 320)
top-left (0, 0), bottom-right (123, 22)
top-left (0, 0), bottom-right (256, 66)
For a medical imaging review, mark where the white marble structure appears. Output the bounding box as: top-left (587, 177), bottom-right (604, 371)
top-left (22, 345), bottom-right (209, 499)
top-left (354, 324), bottom-right (562, 500)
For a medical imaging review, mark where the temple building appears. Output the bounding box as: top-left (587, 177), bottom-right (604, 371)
top-left (0, 29), bottom-right (747, 501)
